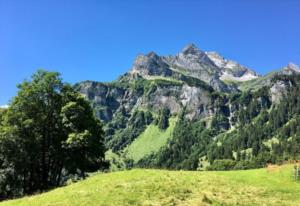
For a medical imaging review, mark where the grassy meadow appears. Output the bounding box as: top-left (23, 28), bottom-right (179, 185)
top-left (1, 164), bottom-right (299, 206)
top-left (125, 117), bottom-right (177, 162)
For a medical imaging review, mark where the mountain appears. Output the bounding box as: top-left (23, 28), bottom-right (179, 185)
top-left (236, 62), bottom-right (300, 91)
top-left (205, 51), bottom-right (259, 81)
top-left (76, 44), bottom-right (300, 171)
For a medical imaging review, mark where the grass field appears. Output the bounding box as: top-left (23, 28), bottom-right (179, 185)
top-left (1, 164), bottom-right (299, 206)
top-left (125, 117), bottom-right (177, 162)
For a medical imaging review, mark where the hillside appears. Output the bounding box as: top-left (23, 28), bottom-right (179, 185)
top-left (1, 165), bottom-right (299, 206)
top-left (75, 44), bottom-right (300, 171)
top-left (125, 117), bottom-right (177, 162)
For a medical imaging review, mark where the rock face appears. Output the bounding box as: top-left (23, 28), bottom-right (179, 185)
top-left (131, 52), bottom-right (172, 77)
top-left (76, 43), bottom-right (299, 124)
top-left (75, 43), bottom-right (300, 157)
top-left (270, 81), bottom-right (288, 104)
top-left (167, 44), bottom-right (227, 91)
top-left (280, 63), bottom-right (300, 75)
top-left (130, 44), bottom-right (236, 92)
top-left (78, 78), bottom-right (215, 122)
top-left (77, 44), bottom-right (239, 122)
top-left (205, 51), bottom-right (259, 81)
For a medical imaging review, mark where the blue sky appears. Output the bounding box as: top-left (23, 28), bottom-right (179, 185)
top-left (1, 0), bottom-right (300, 105)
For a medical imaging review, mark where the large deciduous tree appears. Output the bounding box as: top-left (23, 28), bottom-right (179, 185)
top-left (0, 70), bottom-right (106, 199)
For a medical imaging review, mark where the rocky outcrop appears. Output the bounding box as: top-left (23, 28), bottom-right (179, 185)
top-left (129, 44), bottom-right (234, 92)
top-left (270, 81), bottom-right (288, 104)
top-left (130, 52), bottom-right (173, 77)
top-left (168, 44), bottom-right (228, 91)
top-left (280, 63), bottom-right (300, 75)
top-left (205, 51), bottom-right (259, 82)
top-left (78, 78), bottom-right (216, 122)
top-left (77, 44), bottom-right (299, 126)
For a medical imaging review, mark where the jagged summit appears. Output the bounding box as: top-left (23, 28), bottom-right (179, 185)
top-left (177, 44), bottom-right (215, 65)
top-left (205, 51), bottom-right (225, 68)
top-left (206, 51), bottom-right (259, 82)
top-left (130, 51), bottom-right (171, 77)
top-left (181, 43), bottom-right (203, 55)
top-left (146, 51), bottom-right (159, 59)
top-left (287, 62), bottom-right (300, 71)
top-left (280, 62), bottom-right (300, 75)
top-left (77, 44), bottom-right (300, 149)
top-left (129, 43), bottom-right (263, 90)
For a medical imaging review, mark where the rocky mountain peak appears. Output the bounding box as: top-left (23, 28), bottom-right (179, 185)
top-left (205, 51), bottom-right (226, 68)
top-left (206, 51), bottom-right (259, 82)
top-left (127, 43), bottom-right (263, 90)
top-left (181, 44), bottom-right (203, 55)
top-left (280, 62), bottom-right (300, 75)
top-left (178, 44), bottom-right (214, 64)
top-left (130, 52), bottom-right (171, 77)
top-left (175, 44), bottom-right (217, 68)
top-left (146, 51), bottom-right (160, 59)
top-left (287, 62), bottom-right (300, 71)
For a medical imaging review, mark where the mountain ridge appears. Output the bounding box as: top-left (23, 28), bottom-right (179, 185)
top-left (76, 43), bottom-right (300, 171)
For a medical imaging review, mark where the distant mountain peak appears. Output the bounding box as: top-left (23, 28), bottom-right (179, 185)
top-left (280, 62), bottom-right (300, 75)
top-left (206, 51), bottom-right (259, 82)
top-left (146, 51), bottom-right (159, 59)
top-left (287, 62), bottom-right (300, 71)
top-left (181, 43), bottom-right (203, 55)
top-left (129, 43), bottom-right (262, 90)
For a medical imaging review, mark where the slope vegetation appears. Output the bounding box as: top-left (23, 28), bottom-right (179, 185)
top-left (125, 117), bottom-right (177, 162)
top-left (1, 165), bottom-right (299, 206)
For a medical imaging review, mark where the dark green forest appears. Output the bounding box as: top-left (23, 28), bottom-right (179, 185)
top-left (137, 75), bottom-right (300, 170)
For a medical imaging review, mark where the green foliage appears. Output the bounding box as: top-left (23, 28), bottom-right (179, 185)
top-left (206, 159), bottom-right (236, 171)
top-left (0, 108), bottom-right (6, 126)
top-left (237, 70), bottom-right (278, 91)
top-left (139, 75), bottom-right (300, 171)
top-left (157, 107), bottom-right (170, 130)
top-left (138, 118), bottom-right (217, 170)
top-left (211, 114), bottom-right (230, 131)
top-left (178, 75), bottom-right (214, 92)
top-left (104, 150), bottom-right (130, 171)
top-left (207, 75), bottom-right (300, 169)
top-left (108, 110), bottom-right (153, 151)
top-left (0, 70), bottom-right (106, 199)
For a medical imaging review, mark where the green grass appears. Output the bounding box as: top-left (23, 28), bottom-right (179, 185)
top-left (2, 165), bottom-right (300, 206)
top-left (125, 117), bottom-right (177, 162)
top-left (144, 76), bottom-right (183, 84)
top-left (237, 71), bottom-right (278, 91)
top-left (221, 71), bottom-right (280, 92)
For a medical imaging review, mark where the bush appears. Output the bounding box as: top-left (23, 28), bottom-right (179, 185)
top-left (206, 159), bottom-right (236, 171)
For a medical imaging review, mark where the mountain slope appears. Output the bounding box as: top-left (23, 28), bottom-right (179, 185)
top-left (125, 117), bottom-right (177, 162)
top-left (76, 44), bottom-right (300, 171)
top-left (1, 165), bottom-right (299, 206)
top-left (229, 63), bottom-right (300, 91)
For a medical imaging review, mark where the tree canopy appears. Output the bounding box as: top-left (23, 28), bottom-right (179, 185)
top-left (0, 70), bottom-right (106, 199)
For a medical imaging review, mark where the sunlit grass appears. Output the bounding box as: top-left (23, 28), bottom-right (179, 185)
top-left (125, 117), bottom-right (177, 162)
top-left (1, 164), bottom-right (299, 206)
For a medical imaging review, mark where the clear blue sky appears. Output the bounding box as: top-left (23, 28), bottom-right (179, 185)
top-left (1, 0), bottom-right (300, 105)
